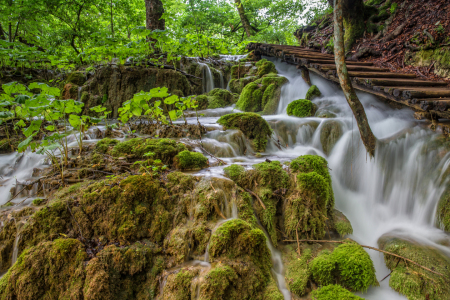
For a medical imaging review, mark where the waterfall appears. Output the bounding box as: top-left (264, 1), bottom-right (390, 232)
top-left (197, 61), bottom-right (214, 93)
top-left (11, 233), bottom-right (20, 265)
top-left (77, 86), bottom-right (82, 101)
top-left (218, 70), bottom-right (225, 89)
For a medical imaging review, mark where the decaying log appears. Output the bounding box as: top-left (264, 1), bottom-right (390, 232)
top-left (402, 88), bottom-right (450, 99)
top-left (355, 78), bottom-right (448, 87)
top-left (318, 64), bottom-right (389, 72)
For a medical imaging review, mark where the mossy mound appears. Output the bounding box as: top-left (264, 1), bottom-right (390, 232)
top-left (287, 99), bottom-right (317, 117)
top-left (66, 71), bottom-right (86, 86)
top-left (196, 88), bottom-right (235, 110)
top-left (306, 85), bottom-right (322, 100)
top-left (0, 238), bottom-right (87, 299)
top-left (285, 155), bottom-right (334, 240)
top-left (331, 210), bottom-right (353, 237)
top-left (173, 150), bottom-right (208, 170)
top-left (255, 59), bottom-right (277, 77)
top-left (320, 121), bottom-right (343, 155)
top-left (19, 175), bottom-right (173, 250)
top-left (235, 76), bottom-right (288, 114)
top-left (229, 76), bottom-right (258, 94)
top-left (217, 113), bottom-right (273, 152)
top-left (111, 138), bottom-right (187, 165)
top-left (311, 284), bottom-right (364, 300)
top-left (378, 235), bottom-right (450, 300)
top-left (95, 137), bottom-right (119, 154)
top-left (162, 268), bottom-right (198, 299)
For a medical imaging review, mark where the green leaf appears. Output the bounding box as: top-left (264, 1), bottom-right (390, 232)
top-left (23, 120), bottom-right (42, 137)
top-left (18, 133), bottom-right (37, 152)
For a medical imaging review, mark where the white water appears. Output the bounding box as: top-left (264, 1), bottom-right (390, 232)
top-left (197, 61), bottom-right (215, 93)
top-left (11, 233), bottom-right (20, 265)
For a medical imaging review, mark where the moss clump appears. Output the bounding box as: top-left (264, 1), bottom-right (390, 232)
top-left (111, 138), bottom-right (187, 165)
top-left (320, 121), bottom-right (343, 155)
top-left (310, 250), bottom-right (335, 286)
top-left (229, 76), bottom-right (258, 94)
top-left (305, 85), bottom-right (322, 100)
top-left (66, 71), bottom-right (86, 86)
top-left (378, 236), bottom-right (450, 300)
top-left (287, 99), bottom-right (316, 117)
top-left (285, 246), bottom-right (311, 296)
top-left (95, 137), bottom-right (119, 154)
top-left (173, 150), bottom-right (208, 170)
top-left (0, 239), bottom-right (87, 299)
top-left (224, 164), bottom-right (246, 182)
top-left (256, 59), bottom-right (277, 77)
top-left (200, 264), bottom-right (238, 299)
top-left (330, 243), bottom-right (378, 292)
top-left (163, 269), bottom-right (196, 300)
top-left (217, 113), bottom-right (273, 152)
top-left (236, 82), bottom-right (263, 112)
top-left (311, 284), bottom-right (364, 300)
top-left (437, 185), bottom-right (450, 232)
top-left (209, 219), bottom-right (271, 275)
top-left (333, 210), bottom-right (353, 237)
top-left (285, 155), bottom-right (334, 240)
top-left (196, 89), bottom-right (235, 110)
top-left (262, 278), bottom-right (284, 300)
top-left (32, 198), bottom-right (46, 206)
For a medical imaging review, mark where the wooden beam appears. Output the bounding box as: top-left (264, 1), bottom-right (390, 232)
top-left (355, 78), bottom-right (449, 87)
top-left (317, 64), bottom-right (390, 72)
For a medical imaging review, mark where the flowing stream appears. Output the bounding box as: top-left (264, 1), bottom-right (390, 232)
top-left (2, 57), bottom-right (450, 299)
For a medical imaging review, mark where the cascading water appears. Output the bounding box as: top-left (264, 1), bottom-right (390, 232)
top-left (197, 60), bottom-right (215, 93)
top-left (187, 57), bottom-right (450, 299)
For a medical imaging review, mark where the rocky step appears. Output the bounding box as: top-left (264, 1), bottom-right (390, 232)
top-left (355, 78), bottom-right (448, 87)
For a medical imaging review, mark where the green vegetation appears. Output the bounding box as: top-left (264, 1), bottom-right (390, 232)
top-left (311, 284), bottom-right (365, 300)
top-left (217, 113), bottom-right (273, 152)
top-left (173, 150), bottom-right (208, 170)
top-left (196, 88), bottom-right (235, 110)
top-left (287, 99), bottom-right (316, 117)
top-left (306, 85), bottom-right (322, 100)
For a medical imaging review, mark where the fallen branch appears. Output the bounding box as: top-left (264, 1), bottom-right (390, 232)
top-left (283, 239), bottom-right (444, 276)
top-left (245, 188), bottom-right (266, 210)
top-left (199, 145), bottom-right (227, 166)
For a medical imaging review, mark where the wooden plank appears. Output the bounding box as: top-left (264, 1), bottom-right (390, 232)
top-left (317, 64), bottom-right (389, 72)
top-left (347, 71), bottom-right (417, 79)
top-left (300, 58), bottom-right (373, 66)
top-left (355, 78), bottom-right (448, 87)
top-left (402, 88), bottom-right (450, 99)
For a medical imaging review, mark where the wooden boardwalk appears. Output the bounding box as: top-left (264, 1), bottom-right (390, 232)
top-left (247, 43), bottom-right (450, 121)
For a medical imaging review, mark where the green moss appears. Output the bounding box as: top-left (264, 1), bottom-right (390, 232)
top-left (286, 99), bottom-right (316, 117)
top-left (378, 236), bottom-right (450, 300)
top-left (286, 246), bottom-right (311, 296)
top-left (173, 150), bottom-right (208, 170)
top-left (111, 138), bottom-right (187, 166)
top-left (208, 88), bottom-right (235, 108)
top-left (320, 121), bottom-right (343, 155)
top-left (335, 220), bottom-right (353, 237)
top-left (261, 77), bottom-right (288, 115)
top-left (196, 94), bottom-right (210, 110)
top-left (306, 85), bottom-right (322, 100)
top-left (224, 164), bottom-right (246, 182)
top-left (236, 82), bottom-right (263, 112)
top-left (0, 139), bottom-right (19, 153)
top-left (209, 219), bottom-right (271, 275)
top-left (310, 250), bottom-right (335, 286)
top-left (95, 137), bottom-right (119, 154)
top-left (200, 264), bottom-right (238, 299)
top-left (217, 113), bottom-right (273, 152)
top-left (66, 71), bottom-right (86, 86)
top-left (330, 243), bottom-right (378, 292)
top-left (262, 278), bottom-right (284, 300)
top-left (32, 198), bottom-right (45, 206)
top-left (254, 161), bottom-right (289, 190)
top-left (229, 76), bottom-right (258, 94)
top-left (311, 284), bottom-right (365, 300)
top-left (256, 59), bottom-right (277, 77)
top-left (163, 269), bottom-right (196, 300)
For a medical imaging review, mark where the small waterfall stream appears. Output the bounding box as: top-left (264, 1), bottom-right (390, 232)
top-left (197, 60), bottom-right (214, 93)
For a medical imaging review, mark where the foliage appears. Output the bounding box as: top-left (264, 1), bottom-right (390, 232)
top-left (311, 284), bottom-right (364, 300)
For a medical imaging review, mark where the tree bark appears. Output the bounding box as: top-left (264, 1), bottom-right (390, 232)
top-left (145, 0), bottom-right (165, 32)
top-left (341, 0), bottom-right (365, 52)
top-left (334, 0), bottom-right (376, 157)
top-left (234, 0), bottom-right (252, 37)
top-left (0, 23), bottom-right (5, 40)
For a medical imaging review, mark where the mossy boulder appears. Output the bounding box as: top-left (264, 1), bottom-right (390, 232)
top-left (378, 235), bottom-right (450, 300)
top-left (285, 155), bottom-right (334, 240)
top-left (331, 209), bottom-right (353, 237)
top-left (437, 182), bottom-right (450, 232)
top-left (0, 238), bottom-right (87, 299)
top-left (162, 268), bottom-right (197, 300)
top-left (311, 284), bottom-right (364, 300)
top-left (305, 85), bottom-right (322, 100)
top-left (287, 99), bottom-right (317, 117)
top-left (229, 76), bottom-right (258, 94)
top-left (320, 120), bottom-right (343, 155)
top-left (196, 88), bottom-right (236, 110)
top-left (217, 113), bottom-right (273, 152)
top-left (66, 71), bottom-right (86, 86)
top-left (173, 150), bottom-right (208, 170)
top-left (111, 138), bottom-right (187, 166)
top-left (95, 137), bottom-right (119, 154)
top-left (255, 59), bottom-right (277, 77)
top-left (235, 75), bottom-right (287, 114)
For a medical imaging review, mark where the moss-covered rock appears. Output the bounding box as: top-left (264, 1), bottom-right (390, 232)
top-left (311, 284), bottom-right (364, 300)
top-left (285, 155), bottom-right (334, 240)
top-left (66, 71), bottom-right (86, 86)
top-left (305, 85), bottom-right (322, 100)
top-left (331, 209), bottom-right (353, 237)
top-left (320, 121), bottom-right (343, 155)
top-left (217, 113), bottom-right (273, 152)
top-left (235, 75), bottom-right (287, 114)
top-left (284, 245), bottom-right (312, 296)
top-left (406, 47), bottom-right (450, 79)
top-left (173, 150), bottom-right (208, 170)
top-left (196, 88), bottom-right (236, 110)
top-left (378, 235), bottom-right (450, 300)
top-left (162, 268), bottom-right (197, 300)
top-left (95, 137), bottom-right (119, 154)
top-left (0, 238), bottom-right (87, 299)
top-left (287, 99), bottom-right (317, 117)
top-left (111, 138), bottom-right (187, 166)
top-left (229, 76), bottom-right (258, 94)
top-left (255, 59), bottom-right (277, 77)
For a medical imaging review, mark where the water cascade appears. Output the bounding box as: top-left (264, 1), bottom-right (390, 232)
top-left (197, 60), bottom-right (215, 93)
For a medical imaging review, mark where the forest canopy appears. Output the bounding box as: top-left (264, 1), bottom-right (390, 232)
top-left (0, 0), bottom-right (329, 68)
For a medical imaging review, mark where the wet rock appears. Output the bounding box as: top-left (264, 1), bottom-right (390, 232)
top-left (66, 71), bottom-right (86, 86)
top-left (320, 120), bottom-right (343, 155)
top-left (196, 88), bottom-right (235, 110)
top-left (330, 209), bottom-right (353, 237)
top-left (305, 85), bottom-right (322, 101)
top-left (378, 235), bottom-right (450, 300)
top-left (315, 108), bottom-right (337, 118)
top-left (217, 113), bottom-right (273, 152)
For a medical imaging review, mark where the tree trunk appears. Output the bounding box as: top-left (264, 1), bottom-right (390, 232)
top-left (341, 0), bottom-right (365, 52)
top-left (334, 0), bottom-right (376, 157)
top-left (0, 23), bottom-right (5, 40)
top-left (234, 0), bottom-right (252, 37)
top-left (145, 0), bottom-right (165, 32)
